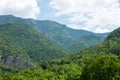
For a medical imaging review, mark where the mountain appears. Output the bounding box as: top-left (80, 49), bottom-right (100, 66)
top-left (79, 27), bottom-right (120, 56)
top-left (103, 27), bottom-right (120, 55)
top-left (0, 26), bottom-right (119, 80)
top-left (28, 20), bottom-right (108, 52)
top-left (0, 15), bottom-right (108, 52)
top-left (0, 22), bottom-right (66, 69)
top-left (27, 26), bottom-right (120, 80)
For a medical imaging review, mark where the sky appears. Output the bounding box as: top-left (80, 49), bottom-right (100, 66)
top-left (0, 0), bottom-right (120, 33)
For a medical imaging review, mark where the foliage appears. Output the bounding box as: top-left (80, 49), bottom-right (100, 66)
top-left (0, 15), bottom-right (119, 80)
top-left (81, 54), bottom-right (120, 80)
top-left (0, 15), bottom-right (108, 52)
top-left (0, 22), bottom-right (66, 64)
top-left (0, 54), bottom-right (119, 80)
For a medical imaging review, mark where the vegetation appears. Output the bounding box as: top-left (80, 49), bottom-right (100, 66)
top-left (0, 15), bottom-right (108, 52)
top-left (0, 15), bottom-right (119, 80)
top-left (0, 22), bottom-right (66, 68)
top-left (0, 54), bottom-right (119, 80)
top-left (79, 27), bottom-right (120, 57)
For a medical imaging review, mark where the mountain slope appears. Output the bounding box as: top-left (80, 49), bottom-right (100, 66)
top-left (103, 27), bottom-right (120, 55)
top-left (0, 15), bottom-right (108, 52)
top-left (0, 27), bottom-right (119, 80)
top-left (34, 26), bottom-right (120, 80)
top-left (79, 27), bottom-right (120, 56)
top-left (0, 22), bottom-right (66, 69)
top-left (29, 20), bottom-right (108, 52)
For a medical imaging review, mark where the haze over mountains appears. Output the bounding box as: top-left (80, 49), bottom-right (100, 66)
top-left (0, 15), bottom-right (108, 53)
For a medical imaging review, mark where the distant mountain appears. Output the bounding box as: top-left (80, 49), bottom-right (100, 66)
top-left (0, 22), bottom-right (66, 69)
top-left (0, 15), bottom-right (108, 52)
top-left (28, 20), bottom-right (108, 52)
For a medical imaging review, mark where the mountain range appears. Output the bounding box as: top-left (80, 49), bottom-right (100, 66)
top-left (0, 15), bottom-right (120, 80)
top-left (0, 15), bottom-right (110, 70)
top-left (0, 15), bottom-right (108, 52)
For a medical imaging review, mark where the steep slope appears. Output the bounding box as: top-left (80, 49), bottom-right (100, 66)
top-left (29, 20), bottom-right (108, 52)
top-left (103, 27), bottom-right (120, 55)
top-left (35, 26), bottom-right (120, 80)
top-left (72, 27), bottom-right (120, 58)
top-left (0, 22), bottom-right (66, 69)
top-left (105, 27), bottom-right (120, 41)
top-left (0, 15), bottom-right (108, 52)
top-left (0, 27), bottom-right (119, 80)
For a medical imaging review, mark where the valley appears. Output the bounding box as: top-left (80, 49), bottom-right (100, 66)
top-left (0, 15), bottom-right (119, 80)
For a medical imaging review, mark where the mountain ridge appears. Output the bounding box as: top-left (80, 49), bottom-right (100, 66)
top-left (0, 15), bottom-right (108, 52)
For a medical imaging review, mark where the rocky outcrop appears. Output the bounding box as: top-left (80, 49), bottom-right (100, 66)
top-left (0, 55), bottom-right (35, 69)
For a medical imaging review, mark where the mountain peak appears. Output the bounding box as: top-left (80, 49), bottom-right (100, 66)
top-left (106, 27), bottom-right (120, 40)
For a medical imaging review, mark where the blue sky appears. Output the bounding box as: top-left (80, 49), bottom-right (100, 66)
top-left (0, 0), bottom-right (120, 33)
top-left (37, 0), bottom-right (69, 24)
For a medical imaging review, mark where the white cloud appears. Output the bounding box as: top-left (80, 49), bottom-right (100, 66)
top-left (0, 0), bottom-right (40, 19)
top-left (50, 0), bottom-right (120, 33)
top-left (94, 27), bottom-right (109, 33)
top-left (68, 24), bottom-right (109, 33)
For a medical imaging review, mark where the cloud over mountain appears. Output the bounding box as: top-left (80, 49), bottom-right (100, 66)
top-left (0, 0), bottom-right (40, 19)
top-left (50, 0), bottom-right (120, 33)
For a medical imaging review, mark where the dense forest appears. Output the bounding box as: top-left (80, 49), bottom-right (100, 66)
top-left (0, 22), bottom-right (66, 69)
top-left (0, 15), bottom-right (108, 52)
top-left (0, 54), bottom-right (119, 80)
top-left (0, 15), bottom-right (119, 80)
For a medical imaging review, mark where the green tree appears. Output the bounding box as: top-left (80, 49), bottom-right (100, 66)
top-left (80, 54), bottom-right (120, 80)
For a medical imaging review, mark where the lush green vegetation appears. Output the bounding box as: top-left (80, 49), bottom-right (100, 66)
top-left (0, 15), bottom-right (108, 52)
top-left (0, 54), bottom-right (120, 80)
top-left (79, 27), bottom-right (120, 57)
top-left (0, 15), bottom-right (119, 80)
top-left (0, 22), bottom-right (66, 69)
top-left (32, 20), bottom-right (108, 52)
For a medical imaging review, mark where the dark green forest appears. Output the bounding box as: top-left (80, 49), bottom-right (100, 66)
top-left (0, 15), bottom-right (120, 80)
top-left (0, 22), bottom-right (66, 69)
top-left (1, 54), bottom-right (119, 80)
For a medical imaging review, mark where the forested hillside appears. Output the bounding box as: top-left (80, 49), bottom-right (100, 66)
top-left (0, 26), bottom-right (119, 79)
top-left (0, 15), bottom-right (108, 52)
top-left (0, 22), bottom-right (66, 69)
top-left (30, 20), bottom-right (108, 52)
top-left (79, 27), bottom-right (120, 56)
